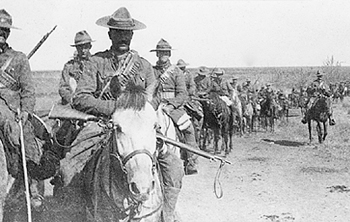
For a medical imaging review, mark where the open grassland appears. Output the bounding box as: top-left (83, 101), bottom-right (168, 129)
top-left (33, 66), bottom-right (350, 113)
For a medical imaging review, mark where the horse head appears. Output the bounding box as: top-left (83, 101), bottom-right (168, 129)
top-left (111, 84), bottom-right (158, 203)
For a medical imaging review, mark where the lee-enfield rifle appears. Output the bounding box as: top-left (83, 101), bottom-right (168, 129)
top-left (27, 25), bottom-right (57, 60)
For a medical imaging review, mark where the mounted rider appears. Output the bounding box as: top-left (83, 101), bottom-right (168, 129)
top-left (177, 59), bottom-right (203, 143)
top-left (54, 30), bottom-right (95, 147)
top-left (210, 68), bottom-right (235, 106)
top-left (0, 9), bottom-right (44, 210)
top-left (150, 38), bottom-right (199, 176)
top-left (194, 66), bottom-right (212, 97)
top-left (301, 70), bottom-right (335, 125)
top-left (177, 59), bottom-right (203, 122)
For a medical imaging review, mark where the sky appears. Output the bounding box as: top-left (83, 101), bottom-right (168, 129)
top-left (2, 0), bottom-right (350, 71)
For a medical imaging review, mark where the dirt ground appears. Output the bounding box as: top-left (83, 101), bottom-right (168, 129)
top-left (177, 105), bottom-right (350, 222)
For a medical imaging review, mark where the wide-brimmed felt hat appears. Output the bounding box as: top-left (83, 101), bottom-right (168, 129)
top-left (71, 30), bottom-right (95, 47)
top-left (96, 7), bottom-right (146, 30)
top-left (231, 76), bottom-right (238, 81)
top-left (316, 70), bottom-right (324, 78)
top-left (176, 59), bottom-right (189, 68)
top-left (212, 68), bottom-right (224, 77)
top-left (196, 66), bottom-right (210, 76)
top-left (0, 9), bottom-right (19, 29)
top-left (150, 38), bottom-right (174, 52)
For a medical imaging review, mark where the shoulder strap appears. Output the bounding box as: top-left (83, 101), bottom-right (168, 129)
top-left (0, 55), bottom-right (17, 90)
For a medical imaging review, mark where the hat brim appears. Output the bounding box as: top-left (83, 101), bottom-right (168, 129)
top-left (177, 63), bottom-right (189, 67)
top-left (70, 40), bottom-right (95, 47)
top-left (96, 16), bottom-right (146, 30)
top-left (0, 24), bottom-right (19, 30)
top-left (150, 48), bottom-right (175, 52)
top-left (197, 72), bottom-right (209, 76)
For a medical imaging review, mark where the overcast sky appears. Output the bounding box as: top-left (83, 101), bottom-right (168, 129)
top-left (2, 0), bottom-right (350, 70)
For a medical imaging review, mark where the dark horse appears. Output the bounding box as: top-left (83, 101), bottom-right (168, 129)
top-left (305, 96), bottom-right (329, 144)
top-left (260, 94), bottom-right (275, 132)
top-left (200, 92), bottom-right (233, 155)
top-left (47, 84), bottom-right (163, 222)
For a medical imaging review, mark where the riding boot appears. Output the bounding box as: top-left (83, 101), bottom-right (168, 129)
top-left (181, 124), bottom-right (199, 175)
top-left (162, 187), bottom-right (181, 222)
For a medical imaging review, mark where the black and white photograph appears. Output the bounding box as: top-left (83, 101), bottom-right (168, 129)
top-left (0, 0), bottom-right (350, 221)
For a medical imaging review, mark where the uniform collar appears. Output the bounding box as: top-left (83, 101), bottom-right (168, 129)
top-left (0, 43), bottom-right (10, 54)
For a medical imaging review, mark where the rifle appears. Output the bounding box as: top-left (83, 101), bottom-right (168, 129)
top-left (156, 133), bottom-right (232, 165)
top-left (27, 25), bottom-right (57, 60)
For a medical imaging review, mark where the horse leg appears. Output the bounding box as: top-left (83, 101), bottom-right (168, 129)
top-left (308, 120), bottom-right (313, 144)
top-left (213, 129), bottom-right (220, 154)
top-left (323, 121), bottom-right (328, 141)
top-left (316, 121), bottom-right (323, 143)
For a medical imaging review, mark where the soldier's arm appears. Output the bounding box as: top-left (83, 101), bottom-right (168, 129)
top-left (167, 68), bottom-right (187, 108)
top-left (17, 53), bottom-right (35, 114)
top-left (188, 71), bottom-right (196, 96)
top-left (140, 58), bottom-right (156, 102)
top-left (58, 63), bottom-right (73, 105)
top-left (72, 59), bottom-right (117, 117)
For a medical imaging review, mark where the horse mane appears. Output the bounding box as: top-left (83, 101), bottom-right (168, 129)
top-left (114, 82), bottom-right (147, 111)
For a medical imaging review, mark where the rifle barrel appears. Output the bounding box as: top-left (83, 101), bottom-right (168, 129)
top-left (27, 25), bottom-right (57, 60)
top-left (156, 133), bottom-right (232, 164)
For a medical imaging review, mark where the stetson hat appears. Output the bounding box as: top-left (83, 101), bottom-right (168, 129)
top-left (71, 30), bottom-right (95, 47)
top-left (0, 9), bottom-right (19, 29)
top-left (316, 70), bottom-right (324, 77)
top-left (150, 38), bottom-right (174, 52)
top-left (176, 59), bottom-right (189, 68)
top-left (96, 7), bottom-right (146, 30)
top-left (212, 68), bottom-right (224, 77)
top-left (196, 66), bottom-right (210, 76)
top-left (231, 76), bottom-right (238, 81)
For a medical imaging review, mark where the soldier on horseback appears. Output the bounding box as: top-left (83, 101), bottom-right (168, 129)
top-left (151, 38), bottom-right (200, 175)
top-left (0, 9), bottom-right (44, 211)
top-left (301, 70), bottom-right (335, 126)
top-left (177, 59), bottom-right (204, 143)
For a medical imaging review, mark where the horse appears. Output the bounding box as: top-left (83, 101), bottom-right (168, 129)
top-left (49, 85), bottom-right (163, 222)
top-left (156, 103), bottom-right (180, 158)
top-left (231, 90), bottom-right (243, 136)
top-left (239, 94), bottom-right (254, 134)
top-left (200, 92), bottom-right (233, 155)
top-left (305, 96), bottom-right (329, 144)
top-left (260, 94), bottom-right (275, 132)
top-left (0, 114), bottom-right (49, 222)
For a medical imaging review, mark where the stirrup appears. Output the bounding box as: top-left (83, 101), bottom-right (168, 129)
top-left (31, 194), bottom-right (44, 211)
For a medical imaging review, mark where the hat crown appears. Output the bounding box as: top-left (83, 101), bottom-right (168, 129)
top-left (73, 30), bottom-right (93, 46)
top-left (176, 59), bottom-right (188, 67)
top-left (96, 7), bottom-right (146, 30)
top-left (156, 38), bottom-right (172, 50)
top-left (107, 7), bottom-right (134, 28)
top-left (197, 66), bottom-right (210, 76)
top-left (213, 68), bottom-right (224, 75)
top-left (0, 9), bottom-right (16, 29)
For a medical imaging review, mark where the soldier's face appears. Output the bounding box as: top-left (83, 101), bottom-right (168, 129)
top-left (108, 29), bottom-right (134, 52)
top-left (156, 51), bottom-right (171, 63)
top-left (76, 43), bottom-right (91, 59)
top-left (0, 27), bottom-right (10, 44)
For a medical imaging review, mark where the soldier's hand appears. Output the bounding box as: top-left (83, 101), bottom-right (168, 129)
top-left (162, 105), bottom-right (174, 115)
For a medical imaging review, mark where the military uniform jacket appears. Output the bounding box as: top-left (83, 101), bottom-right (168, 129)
top-left (0, 45), bottom-right (35, 114)
top-left (220, 79), bottom-right (234, 97)
top-left (183, 69), bottom-right (196, 96)
top-left (194, 75), bottom-right (212, 95)
top-left (153, 62), bottom-right (187, 108)
top-left (72, 49), bottom-right (155, 117)
top-left (59, 54), bottom-right (91, 105)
